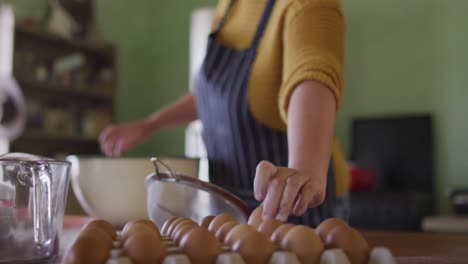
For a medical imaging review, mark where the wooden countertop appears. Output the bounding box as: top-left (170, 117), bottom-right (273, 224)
top-left (61, 216), bottom-right (468, 264)
top-left (364, 231), bottom-right (468, 264)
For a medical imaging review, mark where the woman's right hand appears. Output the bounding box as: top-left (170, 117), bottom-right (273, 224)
top-left (99, 120), bottom-right (153, 156)
top-left (99, 93), bottom-right (197, 156)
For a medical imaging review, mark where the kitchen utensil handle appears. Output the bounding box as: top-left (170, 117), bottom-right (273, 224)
top-left (31, 162), bottom-right (53, 247)
top-left (151, 157), bottom-right (179, 181)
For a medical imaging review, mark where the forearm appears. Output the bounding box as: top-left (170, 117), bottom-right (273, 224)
top-left (144, 92), bottom-right (198, 133)
top-left (287, 80), bottom-right (336, 177)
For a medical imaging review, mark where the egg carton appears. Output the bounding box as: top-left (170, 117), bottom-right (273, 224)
top-left (105, 235), bottom-right (396, 264)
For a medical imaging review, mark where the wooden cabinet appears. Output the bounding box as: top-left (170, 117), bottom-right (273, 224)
top-left (10, 23), bottom-right (116, 158)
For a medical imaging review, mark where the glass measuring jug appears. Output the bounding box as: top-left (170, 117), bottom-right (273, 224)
top-left (0, 153), bottom-right (71, 263)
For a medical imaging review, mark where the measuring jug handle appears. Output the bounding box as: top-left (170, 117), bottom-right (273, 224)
top-left (30, 162), bottom-right (53, 247)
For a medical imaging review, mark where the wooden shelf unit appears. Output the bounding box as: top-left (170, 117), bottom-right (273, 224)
top-left (21, 129), bottom-right (98, 144)
top-left (18, 79), bottom-right (113, 101)
top-left (15, 23), bottom-right (114, 59)
top-left (11, 23), bottom-right (116, 158)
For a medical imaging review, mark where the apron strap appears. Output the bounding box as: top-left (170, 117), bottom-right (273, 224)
top-left (249, 0), bottom-right (276, 50)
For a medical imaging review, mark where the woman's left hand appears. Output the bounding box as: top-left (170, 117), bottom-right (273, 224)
top-left (253, 160), bottom-right (327, 222)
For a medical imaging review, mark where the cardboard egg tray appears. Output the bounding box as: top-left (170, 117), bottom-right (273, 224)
top-left (105, 234), bottom-right (396, 264)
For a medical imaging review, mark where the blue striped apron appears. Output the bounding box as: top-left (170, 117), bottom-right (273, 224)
top-left (194, 0), bottom-right (335, 226)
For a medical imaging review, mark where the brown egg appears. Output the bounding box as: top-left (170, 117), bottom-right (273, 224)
top-left (62, 234), bottom-right (112, 264)
top-left (121, 222), bottom-right (159, 243)
top-left (207, 214), bottom-right (236, 234)
top-left (166, 217), bottom-right (192, 238)
top-left (172, 220), bottom-right (197, 235)
top-left (134, 219), bottom-right (160, 235)
top-left (121, 219), bottom-right (137, 231)
top-left (83, 219), bottom-right (116, 240)
top-left (161, 216), bottom-right (179, 235)
top-left (122, 231), bottom-right (168, 264)
top-left (172, 221), bottom-right (198, 244)
top-left (224, 224), bottom-right (256, 246)
top-left (232, 231), bottom-right (274, 264)
top-left (123, 220), bottom-right (160, 238)
top-left (214, 221), bottom-right (238, 242)
top-left (179, 227), bottom-right (222, 264)
top-left (120, 222), bottom-right (135, 233)
top-left (325, 225), bottom-right (370, 264)
top-left (78, 226), bottom-right (113, 246)
top-left (270, 224), bottom-right (295, 245)
top-left (281, 225), bottom-right (324, 264)
top-left (257, 218), bottom-right (283, 238)
top-left (315, 217), bottom-right (348, 241)
top-left (199, 215), bottom-right (216, 229)
top-left (247, 206), bottom-right (263, 229)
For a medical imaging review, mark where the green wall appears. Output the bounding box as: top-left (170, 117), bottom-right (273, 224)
top-left (338, 0), bottom-right (468, 212)
top-left (0, 0), bottom-right (46, 20)
top-left (433, 0), bottom-right (468, 210)
top-left (435, 0), bottom-right (468, 194)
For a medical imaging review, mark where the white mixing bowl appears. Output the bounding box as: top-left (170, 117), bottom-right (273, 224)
top-left (66, 156), bottom-right (199, 227)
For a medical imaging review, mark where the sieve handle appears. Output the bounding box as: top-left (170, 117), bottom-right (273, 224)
top-left (151, 157), bottom-right (179, 181)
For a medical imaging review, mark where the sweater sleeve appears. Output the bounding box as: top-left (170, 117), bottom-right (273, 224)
top-left (279, 0), bottom-right (345, 122)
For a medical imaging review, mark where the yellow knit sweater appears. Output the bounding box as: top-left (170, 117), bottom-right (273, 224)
top-left (211, 0), bottom-right (349, 196)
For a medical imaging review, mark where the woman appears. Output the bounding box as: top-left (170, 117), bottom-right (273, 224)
top-left (100, 0), bottom-right (348, 226)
